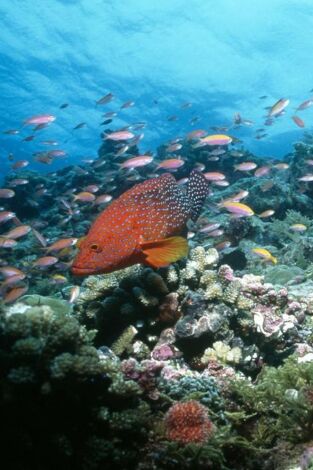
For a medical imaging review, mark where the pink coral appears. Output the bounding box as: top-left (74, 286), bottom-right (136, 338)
top-left (164, 400), bottom-right (213, 444)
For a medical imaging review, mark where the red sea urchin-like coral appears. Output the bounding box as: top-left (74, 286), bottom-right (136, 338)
top-left (164, 400), bottom-right (213, 444)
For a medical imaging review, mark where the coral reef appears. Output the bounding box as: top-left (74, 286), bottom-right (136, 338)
top-left (3, 138), bottom-right (313, 468)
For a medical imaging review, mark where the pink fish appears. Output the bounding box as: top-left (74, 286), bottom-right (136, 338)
top-left (296, 99), bottom-right (313, 111)
top-left (298, 174), bottom-right (313, 182)
top-left (292, 115), bottom-right (305, 128)
top-left (32, 256), bottom-right (58, 268)
top-left (194, 163), bottom-right (205, 172)
top-left (254, 166), bottom-right (271, 177)
top-left (199, 223), bottom-right (221, 233)
top-left (0, 238), bottom-right (17, 248)
top-left (268, 98), bottom-right (289, 117)
top-left (3, 286), bottom-right (28, 304)
top-left (0, 273), bottom-right (27, 291)
top-left (104, 111), bottom-right (118, 118)
top-left (2, 225), bottom-right (31, 240)
top-left (40, 140), bottom-right (59, 146)
top-left (234, 162), bottom-right (257, 171)
top-left (258, 210), bottom-right (275, 218)
top-left (84, 185), bottom-right (100, 193)
top-left (186, 129), bottom-right (207, 140)
top-left (215, 240), bottom-right (231, 251)
top-left (120, 156), bottom-right (153, 169)
top-left (46, 238), bottom-right (78, 254)
top-left (166, 143), bottom-right (183, 152)
top-left (0, 189), bottom-right (15, 198)
top-left (203, 172), bottom-right (225, 181)
top-left (121, 100), bottom-right (135, 109)
top-left (9, 179), bottom-right (29, 186)
top-left (69, 286), bottom-right (80, 303)
top-left (177, 177), bottom-right (189, 185)
top-left (220, 201), bottom-right (254, 217)
top-left (105, 131), bottom-right (135, 141)
top-left (199, 134), bottom-right (232, 146)
top-left (11, 160), bottom-right (29, 169)
top-left (205, 229), bottom-right (224, 237)
top-left (115, 145), bottom-right (129, 156)
top-left (157, 159), bottom-right (185, 170)
top-left (209, 148), bottom-right (226, 156)
top-left (0, 266), bottom-right (25, 278)
top-left (213, 180), bottom-right (229, 187)
top-left (48, 150), bottom-right (67, 157)
top-left (94, 194), bottom-right (113, 205)
top-left (274, 163), bottom-right (289, 170)
top-left (30, 228), bottom-right (47, 247)
top-left (24, 114), bottom-right (56, 126)
top-left (226, 190), bottom-right (249, 202)
top-left (73, 192), bottom-right (96, 202)
top-left (0, 211), bottom-right (16, 224)
top-left (96, 93), bottom-right (114, 105)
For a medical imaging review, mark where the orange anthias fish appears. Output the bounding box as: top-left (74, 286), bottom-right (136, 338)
top-left (72, 170), bottom-right (208, 275)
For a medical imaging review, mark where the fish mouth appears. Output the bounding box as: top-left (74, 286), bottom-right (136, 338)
top-left (71, 265), bottom-right (100, 276)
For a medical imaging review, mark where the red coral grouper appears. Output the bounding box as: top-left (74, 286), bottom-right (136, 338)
top-left (71, 170), bottom-right (208, 275)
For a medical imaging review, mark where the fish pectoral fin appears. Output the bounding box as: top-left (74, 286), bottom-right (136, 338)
top-left (76, 236), bottom-right (86, 249)
top-left (140, 236), bottom-right (188, 268)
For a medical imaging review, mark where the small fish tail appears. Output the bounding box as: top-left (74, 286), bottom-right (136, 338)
top-left (186, 170), bottom-right (209, 221)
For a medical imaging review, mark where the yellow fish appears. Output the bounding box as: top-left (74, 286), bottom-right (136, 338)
top-left (252, 248), bottom-right (277, 264)
top-left (290, 224), bottom-right (307, 232)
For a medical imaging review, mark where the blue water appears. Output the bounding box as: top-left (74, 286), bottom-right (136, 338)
top-left (1, 0), bottom-right (313, 176)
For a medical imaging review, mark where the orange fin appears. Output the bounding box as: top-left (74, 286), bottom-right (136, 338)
top-left (140, 236), bottom-right (188, 268)
top-left (76, 236), bottom-right (86, 249)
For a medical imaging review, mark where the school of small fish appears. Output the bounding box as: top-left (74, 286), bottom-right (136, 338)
top-left (1, 89), bottom-right (313, 305)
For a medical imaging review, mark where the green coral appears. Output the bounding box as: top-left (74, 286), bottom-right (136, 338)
top-left (158, 375), bottom-right (224, 420)
top-left (111, 325), bottom-right (138, 356)
top-left (0, 300), bottom-right (152, 470)
top-left (231, 355), bottom-right (313, 446)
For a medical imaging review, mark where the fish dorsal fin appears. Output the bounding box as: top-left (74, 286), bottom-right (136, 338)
top-left (140, 236), bottom-right (188, 268)
top-left (186, 170), bottom-right (209, 221)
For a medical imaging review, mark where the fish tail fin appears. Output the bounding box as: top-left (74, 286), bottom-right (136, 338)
top-left (140, 236), bottom-right (188, 268)
top-left (187, 170), bottom-right (209, 221)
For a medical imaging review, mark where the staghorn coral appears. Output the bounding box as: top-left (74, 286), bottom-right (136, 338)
top-left (111, 325), bottom-right (138, 356)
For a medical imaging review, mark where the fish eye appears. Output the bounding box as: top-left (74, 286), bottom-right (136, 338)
top-left (90, 243), bottom-right (102, 253)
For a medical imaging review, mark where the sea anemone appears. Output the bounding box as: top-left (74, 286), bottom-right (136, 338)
top-left (164, 400), bottom-right (213, 444)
